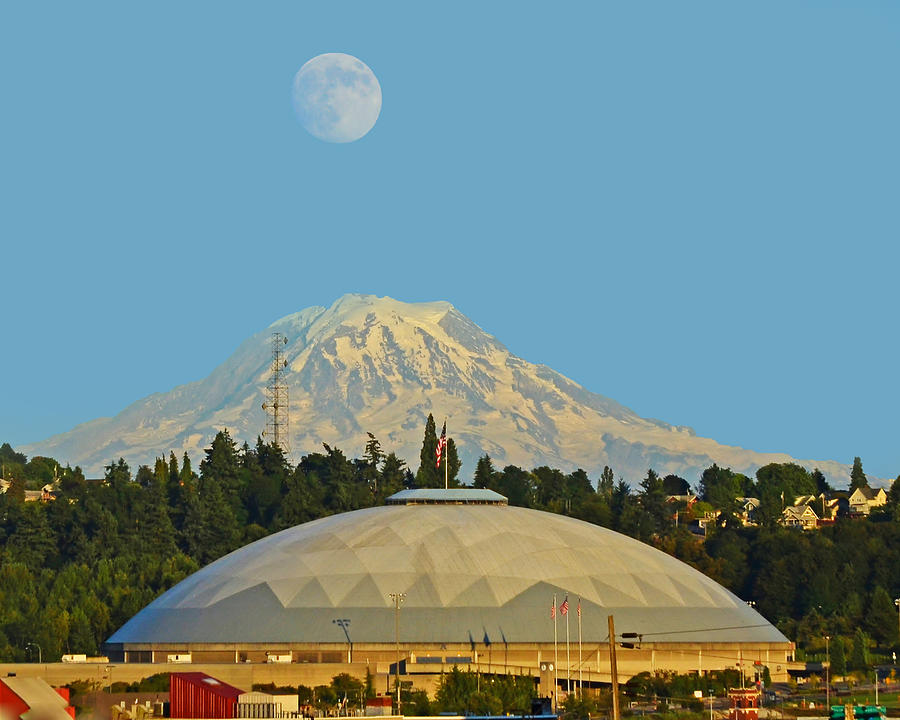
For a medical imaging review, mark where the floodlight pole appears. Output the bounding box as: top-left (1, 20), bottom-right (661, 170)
top-left (389, 592), bottom-right (406, 713)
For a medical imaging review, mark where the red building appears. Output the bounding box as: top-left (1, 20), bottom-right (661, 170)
top-left (170, 673), bottom-right (244, 719)
top-left (0, 676), bottom-right (75, 720)
top-left (729, 688), bottom-right (760, 720)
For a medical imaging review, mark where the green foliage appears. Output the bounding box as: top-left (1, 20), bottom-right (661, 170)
top-left (850, 628), bottom-right (870, 669)
top-left (0, 432), bottom-right (897, 670)
top-left (124, 673), bottom-right (170, 692)
top-left (662, 474), bottom-right (690, 495)
top-left (850, 457), bottom-right (868, 491)
top-left (415, 414), bottom-right (439, 487)
top-left (830, 638), bottom-right (847, 676)
top-left (473, 454), bottom-right (496, 488)
top-left (698, 465), bottom-right (745, 526)
top-left (434, 667), bottom-right (534, 715)
top-left (443, 437), bottom-right (462, 487)
top-left (598, 465), bottom-right (615, 496)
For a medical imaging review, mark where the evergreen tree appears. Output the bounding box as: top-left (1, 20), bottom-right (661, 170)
top-left (811, 468), bottom-right (833, 495)
top-left (0, 443), bottom-right (26, 466)
top-left (639, 469), bottom-right (672, 535)
top-left (138, 475), bottom-right (177, 558)
top-left (59, 465), bottom-right (86, 497)
top-left (180, 452), bottom-right (194, 486)
top-left (5, 476), bottom-right (25, 503)
top-left (598, 466), bottom-right (615, 496)
top-left (442, 437), bottom-right (461, 487)
top-left (194, 476), bottom-right (240, 565)
top-left (200, 430), bottom-right (243, 517)
top-left (865, 586), bottom-right (897, 644)
top-left (849, 457), bottom-right (867, 491)
top-left (830, 636), bottom-right (847, 677)
top-left (135, 465), bottom-right (154, 489)
top-left (244, 439), bottom-right (289, 526)
top-left (104, 458), bottom-right (131, 494)
top-left (415, 414), bottom-right (439, 487)
top-left (473, 455), bottom-right (496, 489)
top-left (276, 467), bottom-right (325, 529)
top-left (363, 433), bottom-right (384, 469)
top-left (5, 503), bottom-right (57, 571)
top-left (168, 452), bottom-right (180, 486)
top-left (849, 628), bottom-right (869, 669)
top-left (153, 456), bottom-right (169, 488)
top-left (362, 432), bottom-right (384, 495)
top-left (379, 453), bottom-right (407, 500)
top-left (886, 475), bottom-right (900, 520)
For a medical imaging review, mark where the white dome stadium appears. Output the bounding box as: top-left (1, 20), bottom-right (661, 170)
top-left (108, 490), bottom-right (786, 648)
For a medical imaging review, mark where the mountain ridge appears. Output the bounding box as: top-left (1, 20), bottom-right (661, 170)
top-left (23, 294), bottom-right (852, 485)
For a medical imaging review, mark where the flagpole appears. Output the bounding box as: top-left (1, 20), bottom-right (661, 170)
top-left (578, 598), bottom-right (583, 699)
top-left (553, 593), bottom-right (558, 712)
top-left (565, 597), bottom-right (571, 696)
top-left (444, 418), bottom-right (448, 490)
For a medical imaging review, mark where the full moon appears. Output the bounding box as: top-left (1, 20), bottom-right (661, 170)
top-left (292, 53), bottom-right (382, 143)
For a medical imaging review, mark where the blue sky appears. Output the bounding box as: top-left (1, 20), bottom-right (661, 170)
top-left (1, 1), bottom-right (897, 480)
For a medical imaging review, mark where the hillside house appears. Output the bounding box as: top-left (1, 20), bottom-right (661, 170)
top-left (738, 497), bottom-right (760, 526)
top-left (780, 503), bottom-right (819, 530)
top-left (793, 493), bottom-right (841, 520)
top-left (848, 486), bottom-right (887, 515)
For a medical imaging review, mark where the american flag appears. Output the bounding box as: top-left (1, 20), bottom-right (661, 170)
top-left (435, 421), bottom-right (447, 469)
top-left (550, 599), bottom-right (556, 620)
top-left (560, 596), bottom-right (569, 616)
top-left (577, 598), bottom-right (582, 617)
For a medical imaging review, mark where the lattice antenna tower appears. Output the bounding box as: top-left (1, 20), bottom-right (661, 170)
top-left (261, 332), bottom-right (290, 455)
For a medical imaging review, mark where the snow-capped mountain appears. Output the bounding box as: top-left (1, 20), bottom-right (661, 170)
top-left (24, 294), bottom-right (850, 483)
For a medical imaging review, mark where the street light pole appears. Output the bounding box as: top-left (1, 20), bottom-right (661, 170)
top-left (389, 593), bottom-right (406, 713)
top-left (25, 643), bottom-right (41, 664)
top-left (332, 619), bottom-right (352, 663)
top-left (824, 635), bottom-right (830, 712)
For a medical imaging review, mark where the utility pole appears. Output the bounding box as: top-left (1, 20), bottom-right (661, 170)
top-left (894, 599), bottom-right (900, 646)
top-left (608, 615), bottom-right (620, 720)
top-left (825, 635), bottom-right (831, 712)
top-left (389, 593), bottom-right (406, 713)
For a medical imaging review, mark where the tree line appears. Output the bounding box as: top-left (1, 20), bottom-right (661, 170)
top-left (0, 419), bottom-right (899, 672)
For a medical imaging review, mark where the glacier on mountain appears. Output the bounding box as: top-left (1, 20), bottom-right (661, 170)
top-left (23, 294), bottom-right (850, 484)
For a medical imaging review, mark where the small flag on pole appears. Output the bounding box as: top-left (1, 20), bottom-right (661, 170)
top-left (550, 599), bottom-right (556, 619)
top-left (435, 421), bottom-right (447, 469)
top-left (560, 595), bottom-right (569, 616)
top-left (577, 598), bottom-right (581, 617)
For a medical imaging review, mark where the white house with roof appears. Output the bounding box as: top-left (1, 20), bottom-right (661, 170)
top-left (848, 486), bottom-right (887, 515)
top-left (780, 503), bottom-right (819, 530)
